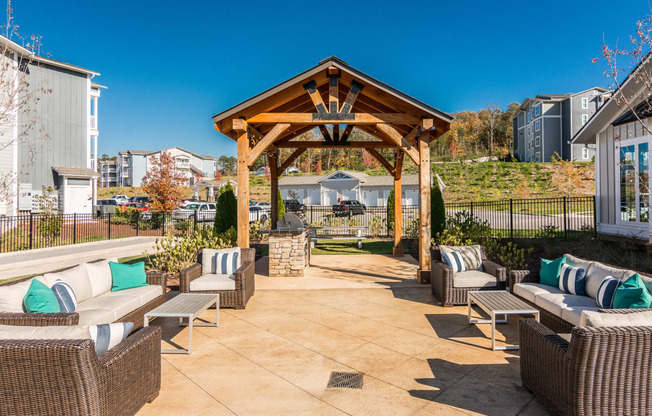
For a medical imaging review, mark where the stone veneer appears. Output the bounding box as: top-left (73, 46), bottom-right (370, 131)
top-left (268, 231), bottom-right (308, 277)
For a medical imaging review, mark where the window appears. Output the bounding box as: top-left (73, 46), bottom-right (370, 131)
top-left (535, 136), bottom-right (541, 147)
top-left (582, 147), bottom-right (590, 160)
top-left (581, 97), bottom-right (588, 109)
top-left (535, 105), bottom-right (541, 116)
top-left (582, 114), bottom-right (589, 125)
top-left (619, 141), bottom-right (649, 223)
top-left (535, 120), bottom-right (541, 132)
top-left (535, 152), bottom-right (541, 162)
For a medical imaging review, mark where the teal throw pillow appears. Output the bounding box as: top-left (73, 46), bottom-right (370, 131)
top-left (23, 279), bottom-right (60, 313)
top-left (540, 256), bottom-right (567, 287)
top-left (109, 262), bottom-right (149, 292)
top-left (612, 274), bottom-right (652, 309)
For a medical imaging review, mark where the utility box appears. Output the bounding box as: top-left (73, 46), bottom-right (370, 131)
top-left (18, 183), bottom-right (32, 212)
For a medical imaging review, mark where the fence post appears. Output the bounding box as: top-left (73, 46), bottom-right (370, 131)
top-left (593, 195), bottom-right (597, 237)
top-left (108, 213), bottom-right (111, 240)
top-left (29, 212), bottom-right (33, 250)
top-left (162, 214), bottom-right (166, 237)
top-left (470, 201), bottom-right (474, 217)
top-left (193, 212), bottom-right (198, 232)
top-left (509, 199), bottom-right (514, 239)
top-left (73, 213), bottom-right (77, 244)
top-left (136, 213), bottom-right (139, 237)
top-left (563, 196), bottom-right (568, 238)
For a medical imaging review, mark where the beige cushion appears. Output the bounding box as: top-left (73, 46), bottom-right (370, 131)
top-left (561, 300), bottom-right (601, 327)
top-left (440, 245), bottom-right (483, 271)
top-left (77, 294), bottom-right (141, 321)
top-left (189, 274), bottom-right (236, 291)
top-left (201, 248), bottom-right (240, 275)
top-left (513, 283), bottom-right (564, 303)
top-left (580, 310), bottom-right (652, 327)
top-left (101, 285), bottom-right (162, 306)
top-left (0, 324), bottom-right (90, 340)
top-left (44, 265), bottom-right (93, 303)
top-left (84, 258), bottom-right (118, 297)
top-left (535, 292), bottom-right (599, 321)
top-left (452, 270), bottom-right (496, 288)
top-left (564, 254), bottom-right (593, 276)
top-left (0, 277), bottom-right (46, 313)
top-left (585, 262), bottom-right (629, 299)
top-left (77, 308), bottom-right (116, 325)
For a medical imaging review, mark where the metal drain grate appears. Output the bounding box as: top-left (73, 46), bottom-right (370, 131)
top-left (327, 371), bottom-right (364, 389)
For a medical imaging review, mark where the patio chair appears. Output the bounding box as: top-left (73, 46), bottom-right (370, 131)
top-left (0, 326), bottom-right (161, 416)
top-left (180, 248), bottom-right (255, 309)
top-left (430, 245), bottom-right (506, 306)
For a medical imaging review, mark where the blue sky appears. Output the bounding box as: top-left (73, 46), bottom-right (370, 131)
top-left (9, 0), bottom-right (652, 158)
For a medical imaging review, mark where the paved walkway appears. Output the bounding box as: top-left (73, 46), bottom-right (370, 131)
top-left (138, 254), bottom-right (551, 416)
top-left (0, 237), bottom-right (159, 280)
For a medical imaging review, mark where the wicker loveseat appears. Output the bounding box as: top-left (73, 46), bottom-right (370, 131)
top-left (430, 245), bottom-right (507, 306)
top-left (509, 254), bottom-right (652, 333)
top-left (519, 313), bottom-right (651, 416)
top-left (0, 260), bottom-right (167, 331)
top-left (180, 248), bottom-right (255, 309)
top-left (0, 326), bottom-right (161, 416)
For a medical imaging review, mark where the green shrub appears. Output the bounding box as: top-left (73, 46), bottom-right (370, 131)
top-left (431, 184), bottom-right (446, 238)
top-left (214, 183), bottom-right (237, 234)
top-left (387, 189), bottom-right (395, 232)
top-left (368, 215), bottom-right (386, 238)
top-left (277, 190), bottom-right (285, 223)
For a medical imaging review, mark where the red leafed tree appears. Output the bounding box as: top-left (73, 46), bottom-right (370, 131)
top-left (141, 151), bottom-right (186, 213)
top-left (300, 156), bottom-right (310, 173)
top-left (315, 160), bottom-right (322, 175)
top-left (362, 150), bottom-right (378, 169)
top-left (214, 171), bottom-right (222, 180)
top-left (264, 166), bottom-right (271, 180)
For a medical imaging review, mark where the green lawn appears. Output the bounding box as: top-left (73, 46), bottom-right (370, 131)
top-left (310, 239), bottom-right (408, 255)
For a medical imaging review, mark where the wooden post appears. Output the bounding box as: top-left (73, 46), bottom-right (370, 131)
top-left (237, 130), bottom-right (250, 248)
top-left (393, 150), bottom-right (404, 257)
top-left (269, 150), bottom-right (279, 229)
top-left (417, 128), bottom-right (431, 283)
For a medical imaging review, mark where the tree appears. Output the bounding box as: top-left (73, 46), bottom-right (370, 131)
top-left (276, 190), bottom-right (285, 223)
top-left (214, 183), bottom-right (237, 233)
top-left (479, 104), bottom-right (500, 154)
top-left (315, 160), bottom-right (322, 175)
top-left (141, 151), bottom-right (186, 214)
top-left (431, 184), bottom-right (446, 238)
top-left (387, 189), bottom-right (395, 232)
top-left (34, 186), bottom-right (62, 247)
top-left (551, 153), bottom-right (583, 197)
top-left (217, 155), bottom-right (237, 176)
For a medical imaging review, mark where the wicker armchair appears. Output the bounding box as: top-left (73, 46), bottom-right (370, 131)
top-left (180, 248), bottom-right (255, 309)
top-left (430, 246), bottom-right (507, 306)
top-left (0, 326), bottom-right (162, 416)
top-left (519, 316), bottom-right (652, 416)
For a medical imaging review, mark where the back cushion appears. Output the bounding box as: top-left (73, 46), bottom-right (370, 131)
top-left (0, 277), bottom-right (47, 313)
top-left (585, 262), bottom-right (629, 299)
top-left (84, 258), bottom-right (117, 297)
top-left (0, 324), bottom-right (91, 340)
top-left (580, 310), bottom-right (652, 327)
top-left (202, 248), bottom-right (241, 275)
top-left (440, 245), bottom-right (483, 271)
top-left (44, 265), bottom-right (93, 303)
top-left (565, 254), bottom-right (593, 276)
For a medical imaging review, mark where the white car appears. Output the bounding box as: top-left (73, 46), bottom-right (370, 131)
top-left (110, 195), bottom-right (129, 202)
top-left (250, 201), bottom-right (271, 208)
top-left (284, 166), bottom-right (299, 174)
top-left (249, 206), bottom-right (269, 223)
top-left (172, 202), bottom-right (216, 222)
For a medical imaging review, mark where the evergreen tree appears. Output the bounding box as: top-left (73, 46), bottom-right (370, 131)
top-left (214, 183), bottom-right (237, 234)
top-left (387, 189), bottom-right (395, 232)
top-left (276, 190), bottom-right (285, 224)
top-left (431, 184), bottom-right (446, 238)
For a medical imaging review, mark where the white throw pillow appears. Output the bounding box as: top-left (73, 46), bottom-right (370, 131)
top-left (44, 265), bottom-right (93, 303)
top-left (440, 245), bottom-right (483, 271)
top-left (580, 310), bottom-right (652, 327)
top-left (0, 324), bottom-right (90, 340)
top-left (202, 248), bottom-right (240, 275)
top-left (84, 258), bottom-right (117, 297)
top-left (89, 322), bottom-right (133, 355)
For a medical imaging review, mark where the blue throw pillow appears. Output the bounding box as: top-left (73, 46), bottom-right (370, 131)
top-left (23, 279), bottom-right (60, 313)
top-left (441, 251), bottom-right (467, 273)
top-left (558, 263), bottom-right (587, 296)
top-left (595, 276), bottom-right (621, 309)
top-left (51, 279), bottom-right (77, 312)
top-left (89, 322), bottom-right (134, 355)
top-left (540, 256), bottom-right (566, 287)
top-left (613, 274), bottom-right (652, 309)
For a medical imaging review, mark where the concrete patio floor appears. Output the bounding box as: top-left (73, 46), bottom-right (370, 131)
top-left (137, 255), bottom-right (552, 416)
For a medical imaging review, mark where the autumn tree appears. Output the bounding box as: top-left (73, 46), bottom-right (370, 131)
top-left (479, 104), bottom-right (500, 153)
top-left (141, 151), bottom-right (186, 213)
top-left (550, 153), bottom-right (583, 197)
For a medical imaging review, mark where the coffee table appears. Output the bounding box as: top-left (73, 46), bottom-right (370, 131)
top-left (144, 293), bottom-right (219, 354)
top-left (467, 290), bottom-right (539, 351)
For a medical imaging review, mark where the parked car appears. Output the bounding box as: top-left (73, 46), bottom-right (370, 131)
top-left (96, 199), bottom-right (118, 206)
top-left (118, 203), bottom-right (149, 213)
top-left (284, 166), bottom-right (299, 174)
top-left (283, 199), bottom-right (306, 214)
top-left (128, 196), bottom-right (151, 204)
top-left (332, 200), bottom-right (366, 217)
top-left (172, 202), bottom-right (216, 222)
top-left (249, 206), bottom-right (269, 223)
top-left (250, 201), bottom-right (271, 208)
top-left (109, 195), bottom-right (129, 202)
top-left (180, 198), bottom-right (202, 208)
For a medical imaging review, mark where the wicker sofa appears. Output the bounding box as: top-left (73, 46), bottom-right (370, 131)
top-left (430, 245), bottom-right (507, 306)
top-left (519, 313), bottom-right (651, 416)
top-left (0, 260), bottom-right (167, 330)
top-left (180, 248), bottom-right (255, 309)
top-left (509, 254), bottom-right (652, 333)
top-left (0, 325), bottom-right (161, 416)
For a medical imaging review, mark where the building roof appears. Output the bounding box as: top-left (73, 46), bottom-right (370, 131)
top-left (278, 170), bottom-right (418, 186)
top-left (610, 99), bottom-right (652, 126)
top-left (52, 167), bottom-right (100, 177)
top-left (124, 146), bottom-right (215, 160)
top-left (515, 87), bottom-right (609, 114)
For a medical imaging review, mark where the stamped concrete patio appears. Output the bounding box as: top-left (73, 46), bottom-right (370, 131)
top-left (137, 254), bottom-right (552, 416)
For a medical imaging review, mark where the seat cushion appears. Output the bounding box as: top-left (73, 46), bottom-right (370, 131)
top-left (84, 259), bottom-right (117, 297)
top-left (535, 292), bottom-right (596, 320)
top-left (44, 265), bottom-right (93, 303)
top-left (202, 248), bottom-right (241, 275)
top-left (561, 298), bottom-right (602, 326)
top-left (189, 274), bottom-right (236, 291)
top-left (101, 285), bottom-right (163, 306)
top-left (78, 294), bottom-right (141, 322)
top-left (0, 324), bottom-right (90, 340)
top-left (514, 283), bottom-right (565, 303)
top-left (452, 270), bottom-right (496, 289)
top-left (440, 245), bottom-right (483, 271)
top-left (77, 308), bottom-right (116, 325)
top-left (585, 262), bottom-right (629, 299)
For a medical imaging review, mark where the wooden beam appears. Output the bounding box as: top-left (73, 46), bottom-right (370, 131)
top-left (276, 141), bottom-right (393, 149)
top-left (393, 150), bottom-right (404, 257)
top-left (328, 70), bottom-right (339, 113)
top-left (366, 148), bottom-right (394, 175)
top-left (418, 128), bottom-right (431, 282)
top-left (339, 125), bottom-right (354, 143)
top-left (318, 125), bottom-right (333, 143)
top-left (279, 148), bottom-right (306, 173)
top-left (340, 80), bottom-right (363, 113)
top-left (375, 123), bottom-right (419, 164)
top-left (269, 150), bottom-right (279, 229)
top-left (275, 125), bottom-right (315, 146)
top-left (246, 113), bottom-right (420, 124)
top-left (237, 131), bottom-right (250, 248)
top-left (303, 80), bottom-right (328, 114)
top-left (247, 123), bottom-right (290, 166)
top-left (403, 125), bottom-right (419, 147)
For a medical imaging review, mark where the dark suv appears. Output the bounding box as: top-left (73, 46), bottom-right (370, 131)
top-left (332, 200), bottom-right (366, 217)
top-left (283, 199), bottom-right (306, 214)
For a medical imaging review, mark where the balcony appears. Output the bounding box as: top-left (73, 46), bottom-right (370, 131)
top-left (90, 116), bottom-right (97, 130)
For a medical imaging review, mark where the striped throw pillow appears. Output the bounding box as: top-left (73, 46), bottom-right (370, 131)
top-left (596, 276), bottom-right (621, 308)
top-left (559, 263), bottom-right (587, 296)
top-left (51, 280), bottom-right (77, 312)
top-left (89, 322), bottom-right (133, 355)
top-left (441, 251), bottom-right (467, 273)
top-left (215, 249), bottom-right (241, 275)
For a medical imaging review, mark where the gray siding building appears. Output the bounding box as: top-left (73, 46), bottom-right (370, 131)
top-left (513, 88), bottom-right (609, 162)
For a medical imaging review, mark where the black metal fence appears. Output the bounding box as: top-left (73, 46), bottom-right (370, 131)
top-left (304, 205), bottom-right (420, 238)
top-left (444, 196), bottom-right (596, 238)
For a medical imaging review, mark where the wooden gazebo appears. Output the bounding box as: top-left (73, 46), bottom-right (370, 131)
top-left (212, 57), bottom-right (452, 282)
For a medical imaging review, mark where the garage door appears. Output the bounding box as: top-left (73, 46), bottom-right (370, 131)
top-left (65, 186), bottom-right (92, 214)
top-left (404, 191), bottom-right (418, 206)
top-left (342, 191), bottom-right (357, 201)
top-left (323, 191), bottom-right (337, 206)
top-left (308, 190), bottom-right (320, 205)
top-left (363, 191), bottom-right (378, 206)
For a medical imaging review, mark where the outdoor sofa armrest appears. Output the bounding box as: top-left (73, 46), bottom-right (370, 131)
top-left (430, 259), bottom-right (453, 305)
top-left (481, 259), bottom-right (506, 282)
top-left (146, 270), bottom-right (168, 288)
top-left (179, 263), bottom-right (202, 293)
top-left (508, 269), bottom-right (540, 294)
top-left (0, 312), bottom-right (79, 326)
top-left (597, 307), bottom-right (652, 315)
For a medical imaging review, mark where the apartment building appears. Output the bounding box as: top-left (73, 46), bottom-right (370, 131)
top-left (98, 160), bottom-right (118, 187)
top-left (512, 87), bottom-right (609, 162)
top-left (116, 147), bottom-right (217, 187)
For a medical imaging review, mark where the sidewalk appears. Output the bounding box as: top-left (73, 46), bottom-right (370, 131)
top-left (0, 237), bottom-right (161, 280)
